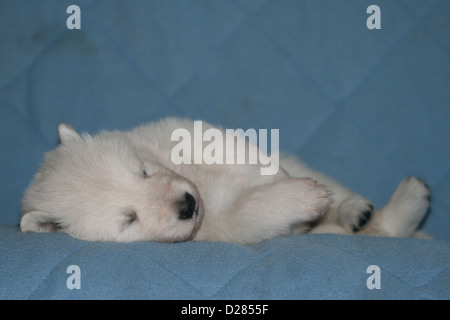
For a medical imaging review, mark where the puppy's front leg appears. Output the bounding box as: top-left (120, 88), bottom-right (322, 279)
top-left (280, 156), bottom-right (375, 233)
top-left (220, 178), bottom-right (331, 244)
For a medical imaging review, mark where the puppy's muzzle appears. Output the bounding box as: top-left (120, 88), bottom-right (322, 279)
top-left (178, 192), bottom-right (198, 220)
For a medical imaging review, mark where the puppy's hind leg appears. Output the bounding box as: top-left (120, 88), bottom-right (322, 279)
top-left (221, 177), bottom-right (331, 244)
top-left (357, 177), bottom-right (430, 238)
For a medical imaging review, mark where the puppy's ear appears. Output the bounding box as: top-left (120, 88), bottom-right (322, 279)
top-left (20, 211), bottom-right (62, 233)
top-left (58, 123), bottom-right (82, 144)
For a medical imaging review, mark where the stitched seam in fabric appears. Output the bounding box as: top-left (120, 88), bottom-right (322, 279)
top-left (126, 246), bottom-right (209, 299)
top-left (209, 241), bottom-right (296, 298)
top-left (25, 242), bottom-right (92, 299)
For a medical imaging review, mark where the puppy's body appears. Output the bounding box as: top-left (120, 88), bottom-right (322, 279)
top-left (21, 118), bottom-right (430, 244)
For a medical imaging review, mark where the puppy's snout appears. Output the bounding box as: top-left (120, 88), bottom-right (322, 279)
top-left (178, 192), bottom-right (197, 220)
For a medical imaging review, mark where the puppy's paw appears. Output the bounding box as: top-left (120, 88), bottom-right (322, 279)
top-left (392, 176), bottom-right (430, 204)
top-left (389, 176), bottom-right (430, 223)
top-left (292, 178), bottom-right (331, 221)
top-left (337, 194), bottom-right (374, 232)
top-left (367, 177), bottom-right (431, 238)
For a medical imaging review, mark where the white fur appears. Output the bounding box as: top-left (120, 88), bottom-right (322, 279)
top-left (20, 118), bottom-right (431, 244)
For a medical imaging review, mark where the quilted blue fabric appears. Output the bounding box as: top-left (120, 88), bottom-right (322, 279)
top-left (0, 0), bottom-right (449, 299)
top-left (1, 224), bottom-right (449, 300)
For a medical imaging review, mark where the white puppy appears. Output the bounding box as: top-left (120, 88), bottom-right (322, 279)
top-left (20, 118), bottom-right (430, 244)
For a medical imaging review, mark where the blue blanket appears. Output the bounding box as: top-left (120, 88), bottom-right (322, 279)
top-left (0, 0), bottom-right (449, 299)
top-left (1, 225), bottom-right (449, 299)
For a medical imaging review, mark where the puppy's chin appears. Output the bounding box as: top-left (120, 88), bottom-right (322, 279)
top-left (175, 218), bottom-right (204, 243)
top-left (157, 219), bottom-right (203, 243)
top-left (158, 232), bottom-right (196, 243)
top-left (170, 236), bottom-right (194, 244)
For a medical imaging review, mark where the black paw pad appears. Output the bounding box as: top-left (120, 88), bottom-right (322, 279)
top-left (358, 210), bottom-right (372, 227)
top-left (352, 206), bottom-right (374, 232)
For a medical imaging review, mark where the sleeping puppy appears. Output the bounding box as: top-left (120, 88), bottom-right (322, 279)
top-left (20, 118), bottom-right (430, 244)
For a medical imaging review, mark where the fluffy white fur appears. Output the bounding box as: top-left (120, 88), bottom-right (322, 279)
top-left (20, 118), bottom-right (431, 244)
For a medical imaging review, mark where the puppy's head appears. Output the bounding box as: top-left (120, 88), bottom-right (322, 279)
top-left (20, 124), bottom-right (204, 243)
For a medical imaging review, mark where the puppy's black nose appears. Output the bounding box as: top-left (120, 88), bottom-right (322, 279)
top-left (178, 192), bottom-right (197, 220)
